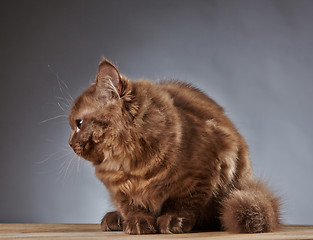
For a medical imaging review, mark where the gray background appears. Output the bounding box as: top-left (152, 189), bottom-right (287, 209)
top-left (1, 0), bottom-right (312, 225)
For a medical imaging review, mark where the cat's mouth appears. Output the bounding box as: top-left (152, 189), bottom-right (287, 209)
top-left (72, 146), bottom-right (83, 155)
top-left (71, 141), bottom-right (103, 164)
top-left (71, 141), bottom-right (90, 156)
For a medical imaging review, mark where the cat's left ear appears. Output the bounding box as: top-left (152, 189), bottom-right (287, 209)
top-left (96, 57), bottom-right (122, 96)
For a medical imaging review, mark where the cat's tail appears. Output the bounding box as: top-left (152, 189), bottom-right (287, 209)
top-left (220, 179), bottom-right (280, 233)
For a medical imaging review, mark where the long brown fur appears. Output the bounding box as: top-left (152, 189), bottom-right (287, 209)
top-left (68, 58), bottom-right (280, 234)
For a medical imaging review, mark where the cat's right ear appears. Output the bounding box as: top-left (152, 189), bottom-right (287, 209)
top-left (96, 57), bottom-right (122, 97)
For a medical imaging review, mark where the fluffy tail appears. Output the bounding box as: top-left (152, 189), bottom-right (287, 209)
top-left (220, 180), bottom-right (280, 233)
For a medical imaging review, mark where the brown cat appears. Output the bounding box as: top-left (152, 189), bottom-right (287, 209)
top-left (68, 58), bottom-right (280, 234)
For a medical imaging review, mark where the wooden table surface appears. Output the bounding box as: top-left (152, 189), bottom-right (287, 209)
top-left (0, 224), bottom-right (313, 240)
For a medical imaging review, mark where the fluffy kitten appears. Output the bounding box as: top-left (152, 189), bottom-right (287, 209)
top-left (68, 58), bottom-right (280, 234)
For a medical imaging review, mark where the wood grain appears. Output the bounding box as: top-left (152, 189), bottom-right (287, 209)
top-left (0, 224), bottom-right (312, 240)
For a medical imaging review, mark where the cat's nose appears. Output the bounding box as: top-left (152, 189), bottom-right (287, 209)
top-left (69, 132), bottom-right (74, 147)
top-left (68, 138), bottom-right (73, 148)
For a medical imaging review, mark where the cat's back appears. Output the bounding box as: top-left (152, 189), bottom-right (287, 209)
top-left (158, 81), bottom-right (226, 122)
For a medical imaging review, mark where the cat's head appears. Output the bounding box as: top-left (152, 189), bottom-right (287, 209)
top-left (68, 58), bottom-right (130, 164)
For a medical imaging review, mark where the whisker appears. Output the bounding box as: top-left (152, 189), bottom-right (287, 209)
top-left (59, 158), bottom-right (68, 174)
top-left (48, 64), bottom-right (74, 106)
top-left (36, 150), bottom-right (72, 164)
top-left (40, 115), bottom-right (68, 124)
top-left (48, 64), bottom-right (67, 89)
top-left (55, 97), bottom-right (71, 108)
top-left (72, 155), bottom-right (79, 176)
top-left (58, 81), bottom-right (72, 107)
top-left (76, 156), bottom-right (82, 174)
top-left (57, 102), bottom-right (67, 113)
top-left (59, 76), bottom-right (69, 89)
top-left (58, 156), bottom-right (73, 181)
top-left (62, 144), bottom-right (71, 150)
top-left (67, 91), bottom-right (74, 102)
top-left (64, 155), bottom-right (76, 179)
top-left (43, 101), bottom-right (70, 114)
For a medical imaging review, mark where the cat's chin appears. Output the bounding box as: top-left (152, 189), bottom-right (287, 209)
top-left (91, 159), bottom-right (103, 166)
top-left (79, 151), bottom-right (103, 165)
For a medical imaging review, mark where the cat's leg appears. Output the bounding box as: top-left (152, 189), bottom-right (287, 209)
top-left (157, 192), bottom-right (208, 234)
top-left (101, 211), bottom-right (123, 231)
top-left (115, 192), bottom-right (157, 235)
top-left (220, 180), bottom-right (280, 233)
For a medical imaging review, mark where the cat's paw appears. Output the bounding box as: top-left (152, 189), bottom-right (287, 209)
top-left (123, 214), bottom-right (157, 235)
top-left (157, 214), bottom-right (194, 234)
top-left (101, 211), bottom-right (123, 231)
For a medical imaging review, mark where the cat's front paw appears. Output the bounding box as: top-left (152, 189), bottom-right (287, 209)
top-left (101, 211), bottom-right (123, 231)
top-left (123, 214), bottom-right (157, 234)
top-left (157, 214), bottom-right (194, 234)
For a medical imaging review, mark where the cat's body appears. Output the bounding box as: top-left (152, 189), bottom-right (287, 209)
top-left (68, 58), bottom-right (280, 234)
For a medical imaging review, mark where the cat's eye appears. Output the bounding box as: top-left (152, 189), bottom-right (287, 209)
top-left (76, 119), bottom-right (83, 129)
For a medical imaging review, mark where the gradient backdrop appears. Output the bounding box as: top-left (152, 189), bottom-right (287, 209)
top-left (1, 0), bottom-right (312, 225)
